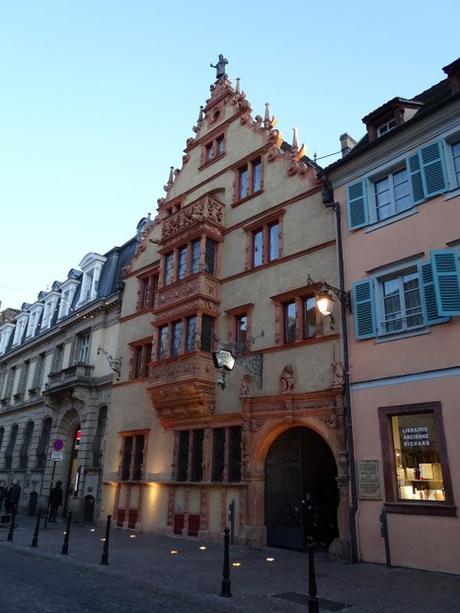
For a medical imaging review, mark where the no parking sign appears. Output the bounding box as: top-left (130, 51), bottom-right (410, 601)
top-left (51, 438), bottom-right (64, 461)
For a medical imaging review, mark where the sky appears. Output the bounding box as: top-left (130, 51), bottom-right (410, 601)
top-left (0, 0), bottom-right (459, 310)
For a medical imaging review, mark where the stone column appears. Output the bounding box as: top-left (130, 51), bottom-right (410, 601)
top-left (241, 473), bottom-right (266, 547)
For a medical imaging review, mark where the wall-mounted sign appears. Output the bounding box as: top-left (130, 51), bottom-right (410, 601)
top-left (51, 450), bottom-right (64, 462)
top-left (400, 426), bottom-right (430, 448)
top-left (357, 460), bottom-right (382, 500)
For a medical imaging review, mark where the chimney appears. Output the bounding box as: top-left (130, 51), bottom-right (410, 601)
top-left (443, 57), bottom-right (460, 94)
top-left (340, 133), bottom-right (357, 158)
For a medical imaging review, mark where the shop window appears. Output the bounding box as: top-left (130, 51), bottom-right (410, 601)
top-left (120, 433), bottom-right (145, 481)
top-left (379, 403), bottom-right (455, 514)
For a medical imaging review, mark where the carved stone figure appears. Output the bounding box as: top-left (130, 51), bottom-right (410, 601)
top-left (240, 374), bottom-right (252, 397)
top-left (332, 359), bottom-right (345, 386)
top-left (279, 364), bottom-right (295, 394)
top-left (210, 54), bottom-right (228, 80)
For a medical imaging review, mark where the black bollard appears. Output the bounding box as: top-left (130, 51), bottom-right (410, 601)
top-left (60, 511), bottom-right (72, 555)
top-left (100, 514), bottom-right (112, 565)
top-left (7, 512), bottom-right (16, 542)
top-left (220, 527), bottom-right (232, 598)
top-left (31, 509), bottom-right (42, 547)
top-left (307, 535), bottom-right (319, 613)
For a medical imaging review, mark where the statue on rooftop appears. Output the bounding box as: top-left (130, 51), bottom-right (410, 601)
top-left (210, 54), bottom-right (228, 80)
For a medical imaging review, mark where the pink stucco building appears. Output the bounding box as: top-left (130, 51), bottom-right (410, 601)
top-left (327, 58), bottom-right (460, 574)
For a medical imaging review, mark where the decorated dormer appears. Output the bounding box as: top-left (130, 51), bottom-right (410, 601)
top-left (0, 323), bottom-right (15, 354)
top-left (25, 293), bottom-right (46, 339)
top-left (76, 253), bottom-right (106, 307)
top-left (362, 97), bottom-right (423, 142)
top-left (57, 269), bottom-right (82, 319)
top-left (41, 283), bottom-right (61, 330)
top-left (12, 306), bottom-right (30, 346)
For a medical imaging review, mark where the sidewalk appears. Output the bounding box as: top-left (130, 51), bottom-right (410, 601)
top-left (1, 515), bottom-right (459, 613)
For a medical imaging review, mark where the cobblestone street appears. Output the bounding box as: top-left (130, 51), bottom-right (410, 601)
top-left (1, 517), bottom-right (459, 613)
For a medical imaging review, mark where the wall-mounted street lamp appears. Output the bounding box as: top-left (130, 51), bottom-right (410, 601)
top-left (212, 349), bottom-right (236, 389)
top-left (306, 275), bottom-right (352, 317)
top-left (97, 346), bottom-right (122, 380)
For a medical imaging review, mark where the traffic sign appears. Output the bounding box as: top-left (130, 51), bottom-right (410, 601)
top-left (53, 439), bottom-right (64, 451)
top-left (51, 450), bottom-right (64, 462)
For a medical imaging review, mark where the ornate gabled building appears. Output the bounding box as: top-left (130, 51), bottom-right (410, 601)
top-left (102, 64), bottom-right (351, 554)
top-left (0, 235), bottom-right (137, 520)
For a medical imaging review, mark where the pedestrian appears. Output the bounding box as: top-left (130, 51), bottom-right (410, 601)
top-left (49, 481), bottom-right (63, 522)
top-left (6, 480), bottom-right (21, 516)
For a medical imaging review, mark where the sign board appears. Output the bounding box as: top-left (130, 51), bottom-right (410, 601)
top-left (357, 460), bottom-right (382, 500)
top-left (52, 439), bottom-right (64, 452)
top-left (51, 450), bottom-right (64, 462)
top-left (400, 426), bottom-right (430, 448)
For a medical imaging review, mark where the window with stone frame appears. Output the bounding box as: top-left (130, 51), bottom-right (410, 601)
top-left (75, 330), bottom-right (91, 364)
top-left (211, 426), bottom-right (242, 483)
top-left (4, 424), bottom-right (18, 470)
top-left (31, 353), bottom-right (46, 393)
top-left (201, 133), bottom-right (225, 166)
top-left (226, 303), bottom-right (254, 354)
top-left (19, 421), bottom-right (34, 469)
top-left (200, 316), bottom-right (215, 353)
top-left (120, 433), bottom-right (146, 481)
top-left (16, 360), bottom-right (30, 398)
top-left (379, 402), bottom-right (455, 515)
top-left (204, 238), bottom-right (217, 275)
top-left (236, 157), bottom-right (262, 202)
top-left (131, 340), bottom-right (152, 379)
top-left (36, 417), bottom-right (52, 469)
top-left (272, 288), bottom-right (322, 346)
top-left (138, 271), bottom-right (159, 311)
top-left (185, 315), bottom-right (197, 353)
top-left (51, 344), bottom-right (64, 373)
top-left (176, 429), bottom-right (204, 483)
top-left (3, 366), bottom-right (16, 400)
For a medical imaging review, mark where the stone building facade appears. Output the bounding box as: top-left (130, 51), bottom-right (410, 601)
top-left (326, 58), bottom-right (460, 573)
top-left (0, 238), bottom-right (136, 520)
top-left (101, 73), bottom-right (351, 553)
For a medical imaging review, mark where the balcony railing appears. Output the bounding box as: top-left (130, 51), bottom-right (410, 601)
top-left (161, 195), bottom-right (224, 242)
top-left (45, 363), bottom-right (95, 394)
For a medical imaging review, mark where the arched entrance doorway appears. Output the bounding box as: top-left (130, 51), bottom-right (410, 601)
top-left (265, 426), bottom-right (338, 550)
top-left (62, 424), bottom-right (81, 518)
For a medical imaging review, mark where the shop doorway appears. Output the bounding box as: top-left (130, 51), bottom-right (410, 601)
top-left (265, 426), bottom-right (338, 550)
top-left (63, 425), bottom-right (81, 518)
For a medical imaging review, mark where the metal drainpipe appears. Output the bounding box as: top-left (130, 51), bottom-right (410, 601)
top-left (327, 199), bottom-right (359, 563)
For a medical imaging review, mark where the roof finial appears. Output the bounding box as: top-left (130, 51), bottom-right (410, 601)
top-left (292, 127), bottom-right (299, 150)
top-left (198, 106), bottom-right (204, 122)
top-left (168, 166), bottom-right (174, 184)
top-left (235, 77), bottom-right (241, 94)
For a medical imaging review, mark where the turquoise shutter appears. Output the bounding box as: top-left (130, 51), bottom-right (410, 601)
top-left (347, 180), bottom-right (368, 230)
top-left (419, 141), bottom-right (447, 197)
top-left (431, 250), bottom-right (460, 316)
top-left (352, 278), bottom-right (376, 339)
top-left (408, 153), bottom-right (425, 203)
top-left (418, 261), bottom-right (449, 326)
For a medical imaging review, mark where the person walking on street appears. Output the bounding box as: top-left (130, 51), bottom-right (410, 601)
top-left (49, 481), bottom-right (63, 522)
top-left (6, 480), bottom-right (21, 518)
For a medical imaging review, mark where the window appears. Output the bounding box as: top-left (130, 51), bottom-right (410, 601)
top-left (185, 316), bottom-right (197, 353)
top-left (374, 168), bottom-right (412, 220)
top-left (237, 157), bottom-right (262, 201)
top-left (377, 118), bottom-right (396, 137)
top-left (190, 429), bottom-right (204, 482)
top-left (379, 403), bottom-right (454, 514)
top-left (211, 426), bottom-right (242, 483)
top-left (178, 246), bottom-right (188, 280)
top-left (303, 297), bottom-right (317, 339)
top-left (157, 326), bottom-right (169, 360)
top-left (36, 417), bottom-right (52, 469)
top-left (235, 314), bottom-right (248, 351)
top-left (4, 366), bottom-right (16, 400)
top-left (52, 344), bottom-right (64, 372)
top-left (175, 429), bottom-right (204, 482)
top-left (352, 249), bottom-right (460, 340)
top-left (17, 360), bottom-right (30, 397)
top-left (191, 239), bottom-right (201, 274)
top-left (250, 220), bottom-right (280, 268)
top-left (200, 316), bottom-right (214, 352)
top-left (19, 421), bottom-right (34, 469)
top-left (164, 253), bottom-right (174, 285)
top-left (177, 430), bottom-right (190, 482)
top-left (202, 134), bottom-right (225, 166)
top-left (131, 341), bottom-right (152, 378)
top-left (284, 302), bottom-right (297, 343)
top-left (4, 424), bottom-right (18, 470)
top-left (120, 433), bottom-right (145, 481)
top-left (452, 140), bottom-right (460, 186)
top-left (347, 140), bottom-right (448, 230)
top-left (171, 321), bottom-right (182, 357)
top-left (138, 272), bottom-right (158, 311)
top-left (204, 238), bottom-right (217, 274)
top-left (32, 353), bottom-right (46, 392)
top-left (76, 331), bottom-right (91, 364)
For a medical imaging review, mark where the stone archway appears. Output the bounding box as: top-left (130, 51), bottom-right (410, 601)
top-left (265, 426), bottom-right (338, 550)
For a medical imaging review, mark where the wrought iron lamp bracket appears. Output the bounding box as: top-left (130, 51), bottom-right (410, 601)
top-left (97, 346), bottom-right (122, 380)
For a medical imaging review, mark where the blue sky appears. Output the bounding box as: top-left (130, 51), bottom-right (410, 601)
top-left (1, 1), bottom-right (458, 309)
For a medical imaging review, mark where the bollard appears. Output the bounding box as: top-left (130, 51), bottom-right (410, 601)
top-left (60, 511), bottom-right (72, 555)
top-left (220, 527), bottom-right (232, 597)
top-left (100, 514), bottom-right (112, 565)
top-left (31, 509), bottom-right (42, 547)
top-left (306, 535), bottom-right (319, 613)
top-left (379, 506), bottom-right (392, 568)
top-left (7, 512), bottom-right (16, 542)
